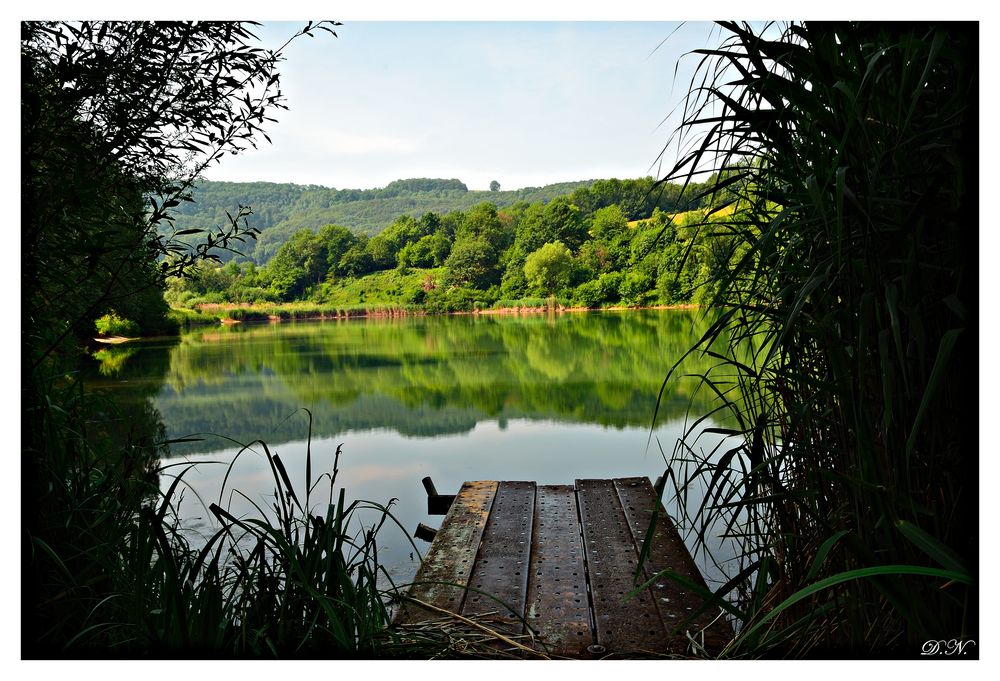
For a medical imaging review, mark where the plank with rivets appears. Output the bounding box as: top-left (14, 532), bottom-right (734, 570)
top-left (613, 477), bottom-right (733, 653)
top-left (576, 478), bottom-right (669, 656)
top-left (523, 484), bottom-right (593, 657)
top-left (461, 481), bottom-right (535, 628)
top-left (394, 480), bottom-right (498, 624)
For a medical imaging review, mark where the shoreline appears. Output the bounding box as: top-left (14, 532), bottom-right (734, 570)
top-left (179, 302), bottom-right (702, 327)
top-left (462, 303), bottom-right (700, 317)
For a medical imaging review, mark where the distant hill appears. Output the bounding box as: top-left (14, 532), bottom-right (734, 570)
top-left (171, 177), bottom-right (602, 263)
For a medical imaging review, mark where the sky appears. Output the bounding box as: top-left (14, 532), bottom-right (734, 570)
top-left (202, 21), bottom-right (722, 191)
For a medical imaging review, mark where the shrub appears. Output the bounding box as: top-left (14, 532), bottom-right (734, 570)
top-left (95, 311), bottom-right (140, 337)
top-left (618, 270), bottom-right (653, 305)
top-left (188, 292), bottom-right (227, 307)
top-left (242, 286), bottom-right (279, 304)
top-left (596, 271), bottom-right (623, 302)
top-left (523, 241), bottom-right (573, 295)
top-left (572, 280), bottom-right (605, 308)
top-left (424, 286), bottom-right (477, 313)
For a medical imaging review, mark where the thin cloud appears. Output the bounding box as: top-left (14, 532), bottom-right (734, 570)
top-left (325, 132), bottom-right (425, 155)
top-left (208, 22), bottom-right (715, 190)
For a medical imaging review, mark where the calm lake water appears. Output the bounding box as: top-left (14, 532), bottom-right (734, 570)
top-left (89, 309), bottom-right (737, 587)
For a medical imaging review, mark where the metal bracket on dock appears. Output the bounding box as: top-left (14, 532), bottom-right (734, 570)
top-left (414, 522), bottom-right (437, 542)
top-left (412, 476), bottom-right (454, 542)
top-left (422, 476), bottom-right (455, 515)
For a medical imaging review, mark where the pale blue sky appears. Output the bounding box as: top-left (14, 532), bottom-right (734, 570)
top-left (204, 21), bottom-right (721, 191)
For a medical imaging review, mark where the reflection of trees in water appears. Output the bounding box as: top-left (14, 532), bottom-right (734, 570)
top-left (148, 311), bottom-right (733, 454)
top-left (92, 345), bottom-right (139, 376)
top-left (85, 337), bottom-right (178, 491)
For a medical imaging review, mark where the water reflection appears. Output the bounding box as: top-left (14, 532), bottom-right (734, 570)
top-left (152, 310), bottom-right (725, 453)
top-left (164, 418), bottom-right (711, 587)
top-left (84, 335), bottom-right (179, 495)
top-left (94, 310), bottom-right (739, 586)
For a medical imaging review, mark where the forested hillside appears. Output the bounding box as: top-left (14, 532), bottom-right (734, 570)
top-left (171, 177), bottom-right (619, 262)
top-left (166, 175), bottom-right (725, 313)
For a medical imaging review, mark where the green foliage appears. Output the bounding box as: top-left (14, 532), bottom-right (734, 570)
top-left (22, 20), bottom-right (337, 363)
top-left (397, 234), bottom-right (441, 268)
top-left (264, 229), bottom-right (317, 300)
top-left (590, 204), bottom-right (628, 239)
top-left (491, 297), bottom-right (547, 309)
top-left (423, 285), bottom-right (483, 313)
top-left (338, 239), bottom-right (377, 278)
top-left (166, 307), bottom-right (222, 328)
top-left (177, 194), bottom-right (725, 313)
top-left (222, 308), bottom-right (271, 322)
top-left (318, 224), bottom-right (360, 273)
top-left (513, 198), bottom-right (586, 256)
top-left (167, 181), bottom-right (305, 263)
top-left (653, 21), bottom-right (977, 656)
top-left (171, 173), bottom-right (733, 314)
top-left (170, 174), bottom-right (722, 267)
top-left (499, 262), bottom-right (529, 299)
top-left (570, 280), bottom-right (605, 308)
top-left (365, 214), bottom-right (425, 269)
top-left (95, 311), bottom-right (140, 337)
top-left (571, 271), bottom-right (624, 308)
top-left (175, 178), bottom-right (605, 263)
top-left (617, 270), bottom-right (654, 306)
top-left (318, 267), bottom-right (445, 308)
top-left (381, 177), bottom-right (467, 194)
top-left (458, 202), bottom-right (505, 243)
top-left (523, 241), bottom-right (574, 296)
top-left (444, 236), bottom-right (501, 289)
top-left (22, 20), bottom-right (341, 656)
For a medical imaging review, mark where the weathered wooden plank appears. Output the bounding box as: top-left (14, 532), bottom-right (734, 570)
top-left (394, 480), bottom-right (498, 624)
top-left (461, 481), bottom-right (535, 625)
top-left (523, 484), bottom-right (593, 657)
top-left (577, 478), bottom-right (669, 655)
top-left (613, 477), bottom-right (733, 653)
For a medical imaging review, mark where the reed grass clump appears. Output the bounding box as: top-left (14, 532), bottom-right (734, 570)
top-left (25, 397), bottom-right (438, 657)
top-left (223, 308), bottom-right (270, 323)
top-left (166, 307), bottom-right (222, 327)
top-left (491, 297), bottom-right (548, 310)
top-left (651, 22), bottom-right (976, 657)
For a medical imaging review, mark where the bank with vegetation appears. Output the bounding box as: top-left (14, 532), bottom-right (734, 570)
top-left (160, 180), bottom-right (734, 327)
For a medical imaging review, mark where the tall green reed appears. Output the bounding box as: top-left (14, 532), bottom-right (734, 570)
top-left (25, 393), bottom-right (426, 657)
top-left (134, 432), bottom-right (413, 656)
top-left (649, 22), bottom-right (976, 657)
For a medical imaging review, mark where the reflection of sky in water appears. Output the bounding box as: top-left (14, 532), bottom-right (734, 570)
top-left (161, 417), bottom-right (740, 589)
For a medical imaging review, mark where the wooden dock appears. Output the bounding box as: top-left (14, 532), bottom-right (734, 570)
top-left (393, 477), bottom-right (732, 659)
